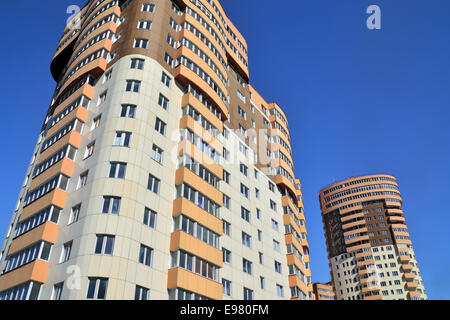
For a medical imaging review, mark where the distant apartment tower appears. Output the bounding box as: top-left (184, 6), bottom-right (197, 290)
top-left (318, 174), bottom-right (427, 300)
top-left (312, 282), bottom-right (335, 301)
top-left (0, 0), bottom-right (312, 300)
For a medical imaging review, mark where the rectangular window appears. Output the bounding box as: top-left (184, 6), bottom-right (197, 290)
top-left (164, 52), bottom-right (174, 68)
top-left (272, 219), bottom-right (279, 231)
top-left (223, 170), bottom-right (231, 184)
top-left (53, 283), bottom-right (64, 300)
top-left (84, 141), bottom-right (95, 159)
top-left (120, 104), bottom-right (136, 118)
top-left (275, 261), bottom-right (282, 274)
top-left (91, 115), bottom-right (101, 131)
top-left (223, 220), bottom-right (231, 236)
top-left (130, 58), bottom-right (145, 70)
top-left (69, 204), bottom-right (81, 224)
top-left (151, 145), bottom-right (164, 164)
top-left (109, 162), bottom-right (127, 179)
top-left (126, 80), bottom-right (141, 92)
top-left (95, 235), bottom-right (115, 255)
top-left (241, 207), bottom-right (250, 223)
top-left (98, 91), bottom-right (107, 106)
top-left (143, 208), bottom-right (157, 229)
top-left (142, 3), bottom-right (155, 12)
top-left (60, 241), bottom-right (73, 263)
top-left (222, 248), bottom-right (231, 264)
top-left (113, 132), bottom-right (131, 147)
top-left (273, 240), bottom-right (281, 252)
top-left (240, 184), bottom-right (249, 199)
top-left (77, 171), bottom-right (89, 189)
top-left (135, 286), bottom-right (149, 300)
top-left (155, 118), bottom-right (167, 135)
top-left (161, 72), bottom-right (171, 87)
top-left (148, 174), bottom-right (160, 194)
top-left (102, 196), bottom-right (121, 214)
top-left (270, 200), bottom-right (277, 211)
top-left (139, 244), bottom-right (153, 266)
top-left (276, 284), bottom-right (284, 297)
top-left (258, 252), bottom-right (264, 264)
top-left (158, 93), bottom-right (169, 110)
top-left (242, 232), bottom-right (251, 248)
top-left (255, 188), bottom-right (260, 199)
top-left (137, 20), bottom-right (152, 30)
top-left (87, 278), bottom-right (108, 300)
top-left (223, 194), bottom-right (231, 210)
top-left (243, 259), bottom-right (252, 275)
top-left (240, 163), bottom-right (248, 176)
top-left (243, 288), bottom-right (253, 300)
top-left (222, 279), bottom-right (231, 297)
top-left (260, 277), bottom-right (265, 290)
top-left (133, 38), bottom-right (148, 49)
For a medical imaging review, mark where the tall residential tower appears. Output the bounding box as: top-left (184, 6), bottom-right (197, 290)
top-left (319, 174), bottom-right (427, 300)
top-left (0, 0), bottom-right (311, 300)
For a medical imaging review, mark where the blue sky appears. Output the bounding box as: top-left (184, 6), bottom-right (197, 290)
top-left (1, 1), bottom-right (449, 300)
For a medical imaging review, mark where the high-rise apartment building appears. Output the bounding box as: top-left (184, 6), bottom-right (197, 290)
top-left (312, 282), bottom-right (335, 301)
top-left (318, 174), bottom-right (427, 300)
top-left (0, 0), bottom-right (311, 300)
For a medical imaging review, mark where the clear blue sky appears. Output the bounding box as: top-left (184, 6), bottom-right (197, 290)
top-left (1, 1), bottom-right (449, 300)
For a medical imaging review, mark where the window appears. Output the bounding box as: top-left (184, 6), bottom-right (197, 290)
top-left (269, 182), bottom-right (275, 192)
top-left (238, 106), bottom-right (247, 120)
top-left (273, 240), bottom-right (281, 252)
top-left (223, 248), bottom-right (231, 264)
top-left (260, 277), bottom-right (265, 290)
top-left (130, 58), bottom-right (145, 70)
top-left (240, 163), bottom-right (248, 176)
top-left (137, 20), bottom-right (152, 30)
top-left (126, 80), bottom-right (141, 92)
top-left (276, 284), bottom-right (284, 297)
top-left (258, 230), bottom-right (262, 241)
top-left (53, 283), bottom-right (64, 300)
top-left (139, 244), bottom-right (153, 266)
top-left (161, 72), bottom-right (171, 87)
top-left (158, 93), bottom-right (169, 110)
top-left (113, 132), bottom-right (131, 147)
top-left (222, 279), bottom-right (231, 297)
top-left (258, 252), bottom-right (264, 264)
top-left (120, 104), bottom-right (136, 118)
top-left (169, 16), bottom-right (178, 30)
top-left (148, 174), bottom-right (160, 194)
top-left (270, 200), bottom-right (277, 211)
top-left (242, 232), bottom-right (251, 248)
top-left (272, 219), bottom-right (279, 231)
top-left (77, 171), bottom-right (88, 189)
top-left (133, 38), bottom-right (148, 49)
top-left (91, 115), bottom-right (101, 130)
top-left (240, 184), bottom-right (249, 199)
top-left (243, 259), bottom-right (252, 275)
top-left (275, 261), bottom-right (282, 273)
top-left (103, 69), bottom-right (112, 83)
top-left (135, 286), bottom-right (149, 300)
top-left (87, 278), bottom-right (108, 300)
top-left (142, 3), bottom-right (155, 12)
top-left (143, 208), bottom-right (157, 229)
top-left (151, 145), bottom-right (164, 164)
top-left (223, 220), bottom-right (231, 236)
top-left (98, 91), bottom-right (107, 106)
top-left (109, 162), bottom-right (127, 179)
top-left (69, 204), bottom-right (81, 224)
top-left (241, 207), bottom-right (250, 223)
top-left (60, 241), bottom-right (73, 263)
top-left (243, 288), bottom-right (253, 300)
top-left (164, 52), bottom-right (174, 67)
top-left (95, 235), bottom-right (115, 255)
top-left (155, 118), bottom-right (167, 135)
top-left (84, 142), bottom-right (95, 159)
top-left (166, 33), bottom-right (175, 47)
top-left (102, 197), bottom-right (121, 214)
top-left (223, 194), bottom-right (231, 210)
top-left (223, 170), bottom-right (230, 184)
top-left (255, 188), bottom-right (260, 199)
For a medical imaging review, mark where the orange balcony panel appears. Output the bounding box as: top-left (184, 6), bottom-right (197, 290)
top-left (53, 83), bottom-right (94, 115)
top-left (175, 167), bottom-right (222, 206)
top-left (343, 219), bottom-right (366, 230)
top-left (167, 267), bottom-right (222, 300)
top-left (395, 239), bottom-right (412, 246)
top-left (357, 259), bottom-right (375, 267)
top-left (177, 140), bottom-right (223, 179)
top-left (341, 212), bottom-right (364, 223)
top-left (405, 282), bottom-right (419, 290)
top-left (283, 215), bottom-right (302, 238)
top-left (29, 158), bottom-right (75, 191)
top-left (343, 228), bottom-right (368, 238)
top-left (398, 256), bottom-right (411, 264)
top-left (9, 222), bottom-right (58, 255)
top-left (170, 230), bottom-right (222, 267)
top-left (226, 51), bottom-right (249, 84)
top-left (74, 21), bottom-right (117, 53)
top-left (288, 275), bottom-right (309, 295)
top-left (284, 234), bottom-right (303, 255)
top-left (345, 235), bottom-right (370, 245)
top-left (273, 174), bottom-right (297, 202)
top-left (174, 64), bottom-right (228, 121)
top-left (358, 267), bottom-right (377, 276)
top-left (46, 105), bottom-right (89, 138)
top-left (181, 93), bottom-right (223, 132)
top-left (0, 260), bottom-right (49, 292)
top-left (179, 115), bottom-right (223, 153)
top-left (386, 208), bottom-right (403, 215)
top-left (286, 254), bottom-right (307, 275)
top-left (68, 39), bottom-right (112, 73)
top-left (172, 197), bottom-right (222, 235)
top-left (361, 286), bottom-right (380, 294)
top-left (408, 291), bottom-right (421, 298)
top-left (356, 251), bottom-right (373, 260)
top-left (363, 294), bottom-right (382, 301)
top-left (403, 273), bottom-right (416, 281)
top-left (20, 189), bottom-right (66, 223)
top-left (401, 264), bottom-right (413, 272)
